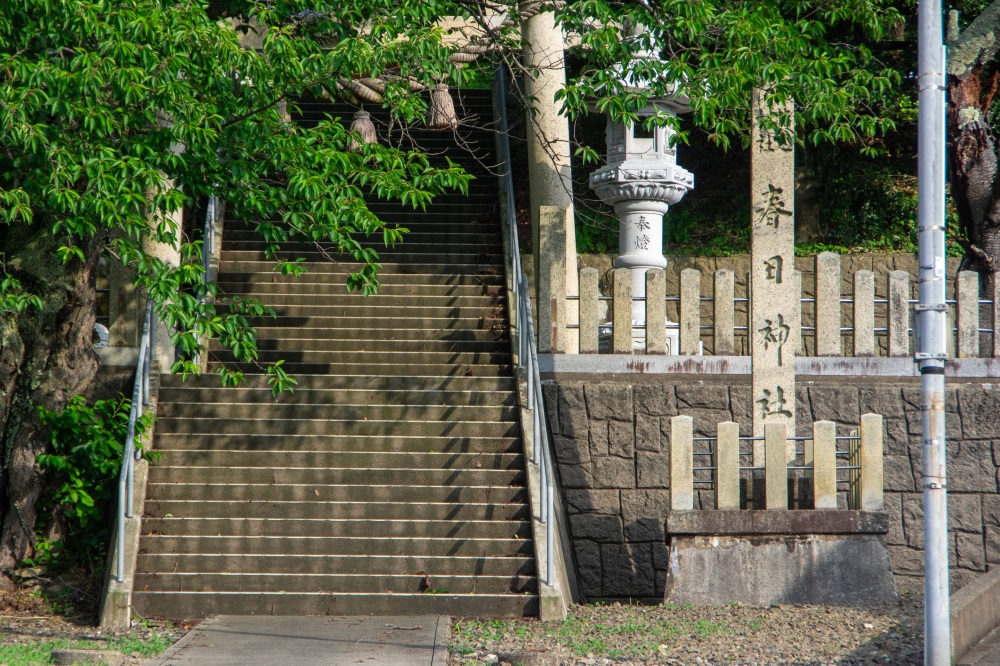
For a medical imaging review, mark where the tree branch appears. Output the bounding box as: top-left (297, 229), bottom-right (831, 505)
top-left (948, 0), bottom-right (1000, 78)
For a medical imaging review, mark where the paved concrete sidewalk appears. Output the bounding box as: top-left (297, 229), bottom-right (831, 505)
top-left (145, 615), bottom-right (450, 666)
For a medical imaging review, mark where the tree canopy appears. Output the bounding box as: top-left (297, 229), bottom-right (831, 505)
top-left (0, 0), bottom-right (484, 386)
top-left (555, 0), bottom-right (905, 155)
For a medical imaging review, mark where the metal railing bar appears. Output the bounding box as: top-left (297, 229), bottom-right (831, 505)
top-left (116, 298), bottom-right (152, 583)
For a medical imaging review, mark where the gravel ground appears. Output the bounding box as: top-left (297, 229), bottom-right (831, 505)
top-left (0, 589), bottom-right (184, 665)
top-left (450, 592), bottom-right (924, 665)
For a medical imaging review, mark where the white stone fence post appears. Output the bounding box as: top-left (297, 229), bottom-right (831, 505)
top-left (667, 414), bottom-right (884, 511)
top-left (562, 258), bottom-right (996, 358)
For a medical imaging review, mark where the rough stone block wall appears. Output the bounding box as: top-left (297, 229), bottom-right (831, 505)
top-left (545, 376), bottom-right (1000, 600)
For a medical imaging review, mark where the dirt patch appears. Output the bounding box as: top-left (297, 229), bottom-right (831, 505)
top-left (451, 592), bottom-right (923, 665)
top-left (0, 589), bottom-right (183, 664)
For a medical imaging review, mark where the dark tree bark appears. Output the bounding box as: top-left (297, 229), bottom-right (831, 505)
top-left (948, 2), bottom-right (1000, 293)
top-left (0, 225), bottom-right (99, 580)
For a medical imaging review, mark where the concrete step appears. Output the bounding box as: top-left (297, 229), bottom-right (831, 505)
top-left (217, 293), bottom-right (506, 307)
top-left (136, 553), bottom-right (535, 576)
top-left (144, 500), bottom-right (529, 521)
top-left (227, 303), bottom-right (507, 319)
top-left (206, 350), bottom-right (511, 368)
top-left (220, 261), bottom-right (503, 277)
top-left (143, 518), bottom-right (532, 539)
top-left (156, 417), bottom-right (518, 437)
top-left (158, 373), bottom-right (515, 391)
top-left (209, 338), bottom-right (509, 354)
top-left (215, 272), bottom-right (504, 287)
top-left (214, 283), bottom-right (503, 299)
top-left (157, 401), bottom-right (516, 421)
top-left (157, 386), bottom-right (516, 406)
top-left (131, 591), bottom-right (538, 620)
top-left (221, 250), bottom-right (503, 266)
top-left (223, 232), bottom-right (500, 246)
top-left (203, 361), bottom-right (513, 377)
top-left (145, 483), bottom-right (527, 503)
top-left (152, 434), bottom-right (521, 453)
top-left (146, 466), bottom-right (525, 486)
top-left (138, 535), bottom-right (533, 556)
top-left (237, 314), bottom-right (504, 329)
top-left (134, 572), bottom-right (535, 595)
top-left (221, 247), bottom-right (504, 263)
top-left (146, 450), bottom-right (524, 470)
top-left (241, 327), bottom-right (508, 343)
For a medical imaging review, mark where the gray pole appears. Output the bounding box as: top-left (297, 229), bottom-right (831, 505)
top-left (916, 1), bottom-right (950, 663)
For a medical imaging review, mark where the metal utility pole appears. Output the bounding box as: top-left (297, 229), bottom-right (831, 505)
top-left (916, 1), bottom-right (950, 663)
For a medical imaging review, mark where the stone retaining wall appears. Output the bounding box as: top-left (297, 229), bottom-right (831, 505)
top-left (544, 375), bottom-right (1000, 600)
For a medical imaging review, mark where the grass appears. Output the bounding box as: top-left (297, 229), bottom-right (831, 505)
top-left (0, 631), bottom-right (173, 666)
top-left (451, 604), bottom-right (735, 662)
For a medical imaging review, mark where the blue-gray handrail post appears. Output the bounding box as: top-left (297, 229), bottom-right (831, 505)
top-left (116, 299), bottom-right (152, 583)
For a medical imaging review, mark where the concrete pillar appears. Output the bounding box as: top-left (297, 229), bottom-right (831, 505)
top-left (612, 268), bottom-right (632, 354)
top-left (947, 307), bottom-right (957, 360)
top-left (814, 252), bottom-right (841, 356)
top-left (860, 413), bottom-right (884, 511)
top-left (750, 89), bottom-right (798, 455)
top-left (537, 206), bottom-right (566, 353)
top-left (108, 257), bottom-right (140, 347)
top-left (715, 421), bottom-right (740, 510)
top-left (991, 275), bottom-right (1000, 358)
top-left (993, 277), bottom-right (1000, 358)
top-left (957, 270), bottom-right (980, 357)
top-left (645, 269), bottom-right (666, 354)
top-left (679, 268), bottom-right (701, 355)
top-left (714, 269), bottom-right (735, 355)
top-left (764, 422), bottom-right (788, 510)
top-left (579, 267), bottom-right (599, 353)
top-left (141, 185), bottom-right (184, 370)
top-left (521, 3), bottom-right (577, 352)
top-left (888, 270), bottom-right (910, 357)
top-left (812, 420), bottom-right (837, 509)
top-left (853, 270), bottom-right (875, 357)
top-left (669, 415), bottom-right (694, 510)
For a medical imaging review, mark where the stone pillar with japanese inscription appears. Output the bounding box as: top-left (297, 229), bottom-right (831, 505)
top-left (750, 89), bottom-right (799, 463)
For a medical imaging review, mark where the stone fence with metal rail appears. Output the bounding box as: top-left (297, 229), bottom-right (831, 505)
top-left (540, 252), bottom-right (996, 357)
top-left (525, 252), bottom-right (998, 357)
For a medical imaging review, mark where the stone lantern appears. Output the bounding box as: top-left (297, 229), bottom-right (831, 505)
top-left (589, 101), bottom-right (694, 351)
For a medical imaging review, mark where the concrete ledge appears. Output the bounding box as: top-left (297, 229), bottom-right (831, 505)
top-left (665, 534), bottom-right (897, 606)
top-left (952, 566), bottom-right (1000, 663)
top-left (51, 648), bottom-right (125, 665)
top-left (98, 459), bottom-right (148, 628)
top-left (538, 354), bottom-right (1000, 378)
top-left (666, 510), bottom-right (889, 535)
top-left (95, 347), bottom-right (140, 366)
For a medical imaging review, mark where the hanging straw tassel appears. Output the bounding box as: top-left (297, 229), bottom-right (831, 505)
top-left (427, 83), bottom-right (458, 130)
top-left (347, 110), bottom-right (377, 152)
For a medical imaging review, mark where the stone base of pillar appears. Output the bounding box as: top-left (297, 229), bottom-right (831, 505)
top-left (598, 321), bottom-right (681, 354)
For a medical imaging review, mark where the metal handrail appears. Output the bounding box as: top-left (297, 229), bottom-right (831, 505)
top-left (116, 299), bottom-right (153, 582)
top-left (194, 195), bottom-right (218, 368)
top-left (493, 65), bottom-right (556, 587)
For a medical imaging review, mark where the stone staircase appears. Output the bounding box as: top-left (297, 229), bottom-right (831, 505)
top-left (131, 91), bottom-right (539, 618)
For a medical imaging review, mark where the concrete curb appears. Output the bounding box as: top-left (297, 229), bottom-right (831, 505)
top-left (952, 567), bottom-right (1000, 663)
top-left (431, 616), bottom-right (450, 666)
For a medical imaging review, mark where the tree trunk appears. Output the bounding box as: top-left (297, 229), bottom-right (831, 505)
top-left (949, 65), bottom-right (1000, 295)
top-left (0, 225), bottom-right (99, 579)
